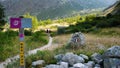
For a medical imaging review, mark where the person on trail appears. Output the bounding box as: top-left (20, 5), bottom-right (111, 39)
top-left (46, 29), bottom-right (51, 37)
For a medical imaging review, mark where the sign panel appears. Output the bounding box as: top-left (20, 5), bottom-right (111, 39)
top-left (21, 18), bottom-right (32, 28)
top-left (10, 18), bottom-right (32, 28)
top-left (10, 18), bottom-right (21, 28)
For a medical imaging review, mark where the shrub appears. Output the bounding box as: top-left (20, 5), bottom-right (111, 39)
top-left (24, 30), bottom-right (32, 36)
top-left (31, 31), bottom-right (48, 43)
top-left (57, 26), bottom-right (66, 35)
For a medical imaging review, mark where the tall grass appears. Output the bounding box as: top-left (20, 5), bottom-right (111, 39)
top-left (0, 30), bottom-right (48, 62)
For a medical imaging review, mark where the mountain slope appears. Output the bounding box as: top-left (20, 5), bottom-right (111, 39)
top-left (0, 0), bottom-right (116, 20)
top-left (103, 1), bottom-right (120, 15)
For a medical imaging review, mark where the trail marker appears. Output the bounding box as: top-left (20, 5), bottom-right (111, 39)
top-left (10, 17), bottom-right (32, 68)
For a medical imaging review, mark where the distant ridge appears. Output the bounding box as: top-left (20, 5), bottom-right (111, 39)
top-left (103, 1), bottom-right (120, 15)
top-left (0, 0), bottom-right (116, 20)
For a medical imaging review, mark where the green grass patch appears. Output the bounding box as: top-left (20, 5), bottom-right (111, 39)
top-left (0, 30), bottom-right (48, 62)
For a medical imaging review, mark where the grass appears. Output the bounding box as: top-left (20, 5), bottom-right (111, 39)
top-left (0, 30), bottom-right (48, 62)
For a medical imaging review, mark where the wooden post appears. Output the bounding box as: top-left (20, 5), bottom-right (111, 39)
top-left (19, 28), bottom-right (25, 68)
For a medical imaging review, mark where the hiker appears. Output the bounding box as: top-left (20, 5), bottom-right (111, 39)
top-left (46, 29), bottom-right (51, 37)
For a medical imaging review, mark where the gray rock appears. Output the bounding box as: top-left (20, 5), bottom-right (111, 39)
top-left (85, 61), bottom-right (95, 68)
top-left (103, 46), bottom-right (120, 68)
top-left (103, 46), bottom-right (120, 57)
top-left (68, 32), bottom-right (85, 47)
top-left (54, 54), bottom-right (64, 62)
top-left (80, 54), bottom-right (89, 60)
top-left (60, 62), bottom-right (68, 68)
top-left (45, 64), bottom-right (63, 68)
top-left (94, 64), bottom-right (100, 68)
top-left (91, 53), bottom-right (103, 64)
top-left (73, 63), bottom-right (88, 68)
top-left (103, 57), bottom-right (120, 68)
top-left (62, 53), bottom-right (85, 66)
top-left (32, 60), bottom-right (45, 66)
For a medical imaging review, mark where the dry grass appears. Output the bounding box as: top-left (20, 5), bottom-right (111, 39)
top-left (51, 32), bottom-right (120, 55)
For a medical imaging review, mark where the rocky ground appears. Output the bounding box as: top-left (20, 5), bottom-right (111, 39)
top-left (32, 45), bottom-right (120, 68)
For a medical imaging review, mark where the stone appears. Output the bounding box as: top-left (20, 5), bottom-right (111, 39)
top-left (60, 62), bottom-right (68, 68)
top-left (94, 64), bottom-right (100, 68)
top-left (73, 63), bottom-right (88, 68)
top-left (103, 46), bottom-right (120, 68)
top-left (91, 53), bottom-right (103, 64)
top-left (32, 60), bottom-right (45, 66)
top-left (85, 61), bottom-right (95, 68)
top-left (103, 46), bottom-right (120, 57)
top-left (68, 32), bottom-right (85, 47)
top-left (62, 53), bottom-right (85, 66)
top-left (45, 64), bottom-right (65, 68)
top-left (54, 54), bottom-right (64, 62)
top-left (80, 54), bottom-right (89, 60)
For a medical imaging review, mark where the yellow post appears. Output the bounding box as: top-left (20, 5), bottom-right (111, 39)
top-left (19, 28), bottom-right (25, 68)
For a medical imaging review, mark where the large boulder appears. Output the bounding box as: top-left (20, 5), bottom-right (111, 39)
top-left (68, 32), bottom-right (85, 48)
top-left (103, 46), bottom-right (120, 57)
top-left (103, 46), bottom-right (120, 68)
top-left (91, 53), bottom-right (103, 64)
top-left (62, 53), bottom-right (85, 66)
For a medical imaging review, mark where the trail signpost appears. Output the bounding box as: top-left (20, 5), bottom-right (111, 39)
top-left (10, 17), bottom-right (32, 68)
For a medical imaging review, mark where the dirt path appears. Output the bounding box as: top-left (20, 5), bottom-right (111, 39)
top-left (0, 37), bottom-right (53, 68)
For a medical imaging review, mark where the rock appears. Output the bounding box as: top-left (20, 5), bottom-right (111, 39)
top-left (60, 62), bottom-right (68, 68)
top-left (68, 32), bottom-right (85, 47)
top-left (62, 53), bottom-right (85, 66)
top-left (94, 64), bottom-right (100, 68)
top-left (91, 53), bottom-right (103, 64)
top-left (54, 54), bottom-right (64, 62)
top-left (32, 60), bottom-right (45, 66)
top-left (73, 63), bottom-right (88, 68)
top-left (80, 54), bottom-right (89, 60)
top-left (85, 61), bottom-right (95, 68)
top-left (103, 45), bottom-right (120, 68)
top-left (103, 46), bottom-right (120, 57)
top-left (45, 64), bottom-right (63, 68)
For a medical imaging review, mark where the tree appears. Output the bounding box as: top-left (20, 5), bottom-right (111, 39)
top-left (0, 3), bottom-right (5, 27)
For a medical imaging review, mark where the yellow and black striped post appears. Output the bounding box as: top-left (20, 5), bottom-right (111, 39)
top-left (19, 28), bottom-right (25, 68)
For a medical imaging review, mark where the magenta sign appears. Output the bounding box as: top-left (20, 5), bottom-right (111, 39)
top-left (10, 18), bottom-right (21, 28)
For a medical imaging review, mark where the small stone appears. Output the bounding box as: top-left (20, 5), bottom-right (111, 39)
top-left (80, 54), bottom-right (89, 60)
top-left (45, 64), bottom-right (63, 68)
top-left (54, 54), bottom-right (64, 62)
top-left (60, 62), bottom-right (68, 68)
top-left (91, 53), bottom-right (103, 64)
top-left (85, 61), bottom-right (95, 68)
top-left (32, 60), bottom-right (45, 66)
top-left (73, 63), bottom-right (88, 68)
top-left (94, 64), bottom-right (101, 68)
